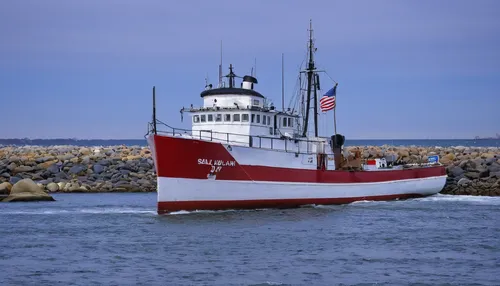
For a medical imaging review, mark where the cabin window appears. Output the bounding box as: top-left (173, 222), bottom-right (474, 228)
top-left (256, 114), bottom-right (260, 124)
top-left (201, 115), bottom-right (206, 122)
top-left (215, 114), bottom-right (222, 122)
top-left (207, 114), bottom-right (213, 122)
top-left (224, 114), bottom-right (231, 121)
top-left (251, 114), bottom-right (255, 123)
top-left (233, 114), bottom-right (240, 121)
top-left (193, 115), bottom-right (200, 123)
top-left (263, 115), bottom-right (267, 125)
top-left (253, 99), bottom-right (260, 106)
top-left (267, 116), bottom-right (271, 125)
top-left (242, 114), bottom-right (249, 122)
top-left (288, 118), bottom-right (293, 127)
top-left (282, 117), bottom-right (287, 127)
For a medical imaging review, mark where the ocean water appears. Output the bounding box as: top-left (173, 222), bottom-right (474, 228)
top-left (1, 138), bottom-right (499, 148)
top-left (1, 193), bottom-right (498, 285)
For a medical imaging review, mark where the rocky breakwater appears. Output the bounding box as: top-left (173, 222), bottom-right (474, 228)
top-left (1, 144), bottom-right (499, 196)
top-left (345, 145), bottom-right (500, 196)
top-left (0, 145), bottom-right (156, 194)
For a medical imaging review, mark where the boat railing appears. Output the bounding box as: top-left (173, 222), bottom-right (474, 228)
top-left (146, 119), bottom-right (330, 155)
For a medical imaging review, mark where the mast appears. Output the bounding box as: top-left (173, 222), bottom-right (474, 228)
top-left (152, 86), bottom-right (157, 135)
top-left (301, 20), bottom-right (318, 137)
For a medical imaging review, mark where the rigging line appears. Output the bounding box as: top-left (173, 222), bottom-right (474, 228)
top-left (323, 70), bottom-right (338, 85)
top-left (287, 54), bottom-right (308, 112)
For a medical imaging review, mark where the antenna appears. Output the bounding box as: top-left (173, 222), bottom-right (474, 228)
top-left (218, 40), bottom-right (223, 87)
top-left (282, 53), bottom-right (285, 112)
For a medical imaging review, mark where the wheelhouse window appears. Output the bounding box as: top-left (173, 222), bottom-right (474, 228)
top-left (207, 114), bottom-right (213, 122)
top-left (201, 114), bottom-right (206, 122)
top-left (193, 115), bottom-right (200, 123)
top-left (242, 114), bottom-right (249, 122)
top-left (215, 114), bottom-right (222, 122)
top-left (263, 115), bottom-right (267, 125)
top-left (282, 117), bottom-right (287, 127)
top-left (288, 118), bottom-right (293, 127)
top-left (251, 114), bottom-right (255, 123)
top-left (256, 114), bottom-right (260, 124)
top-left (267, 116), bottom-right (271, 125)
top-left (233, 114), bottom-right (240, 121)
top-left (224, 114), bottom-right (231, 121)
top-left (253, 99), bottom-right (260, 106)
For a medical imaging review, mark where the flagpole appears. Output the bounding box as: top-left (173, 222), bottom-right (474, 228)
top-left (333, 83), bottom-right (338, 135)
top-left (334, 105), bottom-right (337, 136)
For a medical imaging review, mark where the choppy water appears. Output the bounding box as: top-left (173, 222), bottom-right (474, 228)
top-left (1, 193), bottom-right (499, 286)
top-left (1, 138), bottom-right (500, 148)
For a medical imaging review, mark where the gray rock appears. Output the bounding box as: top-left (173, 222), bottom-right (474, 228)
top-left (93, 164), bottom-right (105, 174)
top-left (485, 158), bottom-right (497, 165)
top-left (477, 167), bottom-right (490, 178)
top-left (137, 179), bottom-right (153, 187)
top-left (81, 156), bottom-right (91, 165)
top-left (57, 154), bottom-right (74, 161)
top-left (457, 177), bottom-right (471, 186)
top-left (1, 172), bottom-right (10, 178)
top-left (138, 163), bottom-right (151, 169)
top-left (464, 172), bottom-right (480, 179)
top-left (9, 176), bottom-right (22, 185)
top-left (459, 160), bottom-right (476, 171)
top-left (47, 164), bottom-right (60, 174)
top-left (488, 163), bottom-right (500, 173)
top-left (35, 156), bottom-right (55, 164)
top-left (97, 159), bottom-right (111, 166)
top-left (14, 165), bottom-right (34, 173)
top-left (69, 165), bottom-right (87, 175)
top-left (6, 163), bottom-right (17, 171)
top-left (38, 179), bottom-right (51, 185)
top-left (447, 166), bottom-right (464, 177)
top-left (55, 172), bottom-right (70, 180)
top-left (491, 171), bottom-right (500, 178)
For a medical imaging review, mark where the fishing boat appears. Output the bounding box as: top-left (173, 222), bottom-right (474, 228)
top-left (145, 22), bottom-right (447, 214)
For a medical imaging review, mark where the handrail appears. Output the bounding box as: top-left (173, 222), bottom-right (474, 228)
top-left (145, 119), bottom-right (329, 155)
top-left (151, 119), bottom-right (328, 143)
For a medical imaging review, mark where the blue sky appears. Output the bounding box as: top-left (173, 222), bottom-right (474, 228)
top-left (1, 0), bottom-right (498, 139)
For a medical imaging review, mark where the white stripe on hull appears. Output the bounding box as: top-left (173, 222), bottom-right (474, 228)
top-left (157, 176), bottom-right (447, 203)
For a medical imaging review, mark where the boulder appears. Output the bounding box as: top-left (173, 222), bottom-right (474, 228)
top-left (0, 182), bottom-right (12, 199)
top-left (46, 182), bottom-right (59, 192)
top-left (2, 178), bottom-right (55, 202)
top-left (69, 165), bottom-right (87, 175)
top-left (447, 165), bottom-right (465, 177)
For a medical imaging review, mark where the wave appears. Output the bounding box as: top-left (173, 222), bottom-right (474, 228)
top-left (0, 208), bottom-right (156, 215)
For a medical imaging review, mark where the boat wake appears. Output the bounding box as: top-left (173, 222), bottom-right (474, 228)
top-left (413, 193), bottom-right (500, 205)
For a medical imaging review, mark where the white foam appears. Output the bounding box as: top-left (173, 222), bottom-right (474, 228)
top-left (414, 193), bottom-right (500, 205)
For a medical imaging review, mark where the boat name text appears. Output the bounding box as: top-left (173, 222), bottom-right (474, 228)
top-left (198, 159), bottom-right (236, 167)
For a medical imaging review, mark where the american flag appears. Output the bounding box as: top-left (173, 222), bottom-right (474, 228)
top-left (319, 83), bottom-right (337, 112)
